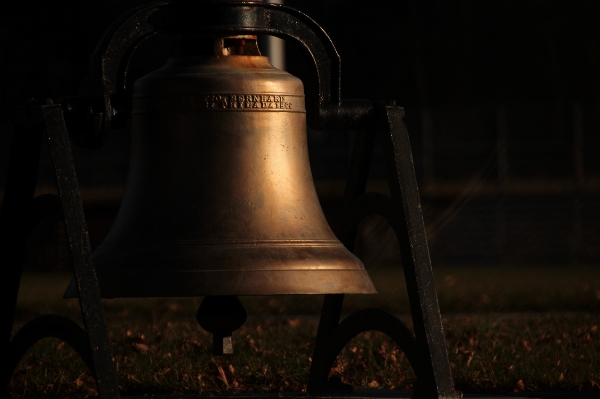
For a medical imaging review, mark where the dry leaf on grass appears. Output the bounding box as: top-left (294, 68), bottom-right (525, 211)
top-left (132, 342), bottom-right (150, 352)
top-left (368, 380), bottom-right (380, 388)
top-left (466, 352), bottom-right (475, 366)
top-left (288, 318), bottom-right (301, 327)
top-left (217, 365), bottom-right (228, 387)
top-left (519, 339), bottom-right (532, 351)
top-left (248, 338), bottom-right (260, 352)
top-left (514, 379), bottom-right (525, 392)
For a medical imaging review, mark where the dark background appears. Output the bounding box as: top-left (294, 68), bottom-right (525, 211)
top-left (1, 0), bottom-right (599, 267)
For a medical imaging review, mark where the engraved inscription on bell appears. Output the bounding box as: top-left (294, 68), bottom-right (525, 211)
top-left (134, 93), bottom-right (304, 113)
top-left (206, 94), bottom-right (296, 109)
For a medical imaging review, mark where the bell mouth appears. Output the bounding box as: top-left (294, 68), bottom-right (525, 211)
top-left (64, 269), bottom-right (376, 299)
top-left (64, 239), bottom-right (376, 298)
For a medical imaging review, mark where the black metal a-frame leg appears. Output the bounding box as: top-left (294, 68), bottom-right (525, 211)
top-left (308, 103), bottom-right (461, 399)
top-left (1, 102), bottom-right (119, 398)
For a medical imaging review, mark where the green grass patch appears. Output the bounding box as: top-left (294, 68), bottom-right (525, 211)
top-left (8, 266), bottom-right (600, 398)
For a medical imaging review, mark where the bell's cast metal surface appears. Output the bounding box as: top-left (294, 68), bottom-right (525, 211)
top-left (1, 1), bottom-right (461, 398)
top-left (64, 39), bottom-right (375, 298)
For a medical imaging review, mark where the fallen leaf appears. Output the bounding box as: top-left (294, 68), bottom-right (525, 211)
top-left (288, 318), bottom-right (301, 327)
top-left (466, 352), bottom-right (475, 366)
top-left (484, 362), bottom-right (495, 370)
top-left (248, 338), bottom-right (259, 352)
top-left (217, 365), bottom-right (228, 386)
top-left (514, 379), bottom-right (525, 392)
top-left (132, 342), bottom-right (150, 352)
top-left (519, 339), bottom-right (532, 351)
top-left (330, 366), bottom-right (342, 374)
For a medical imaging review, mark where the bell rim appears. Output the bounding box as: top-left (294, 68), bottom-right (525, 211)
top-left (64, 269), bottom-right (377, 298)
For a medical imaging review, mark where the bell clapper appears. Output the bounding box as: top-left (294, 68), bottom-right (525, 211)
top-left (196, 295), bottom-right (247, 355)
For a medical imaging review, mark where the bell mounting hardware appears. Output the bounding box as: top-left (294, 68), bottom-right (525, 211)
top-left (1, 1), bottom-right (461, 398)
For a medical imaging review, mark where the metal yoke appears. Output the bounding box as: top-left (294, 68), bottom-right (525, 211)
top-left (1, 1), bottom-right (461, 398)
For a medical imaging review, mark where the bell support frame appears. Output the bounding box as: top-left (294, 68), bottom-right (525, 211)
top-left (1, 2), bottom-right (459, 398)
top-left (60, 1), bottom-right (374, 149)
top-left (1, 102), bottom-right (119, 397)
top-left (307, 105), bottom-right (461, 398)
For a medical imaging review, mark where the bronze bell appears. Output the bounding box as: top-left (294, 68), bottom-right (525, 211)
top-left (66, 35), bottom-right (375, 299)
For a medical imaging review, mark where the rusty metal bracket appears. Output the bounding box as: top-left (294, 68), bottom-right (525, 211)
top-left (0, 101), bottom-right (120, 398)
top-left (308, 302), bottom-right (420, 395)
top-left (4, 315), bottom-right (96, 382)
top-left (308, 104), bottom-right (461, 399)
top-left (60, 1), bottom-right (373, 149)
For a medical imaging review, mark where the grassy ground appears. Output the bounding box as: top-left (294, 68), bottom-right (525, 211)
top-left (8, 266), bottom-right (600, 398)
